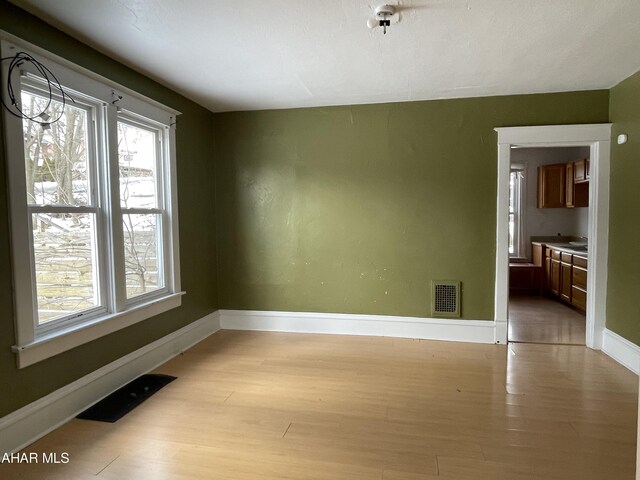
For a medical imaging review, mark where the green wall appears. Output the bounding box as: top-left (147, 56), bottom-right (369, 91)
top-left (0, 1), bottom-right (218, 416)
top-left (607, 69), bottom-right (640, 345)
top-left (214, 93), bottom-right (609, 319)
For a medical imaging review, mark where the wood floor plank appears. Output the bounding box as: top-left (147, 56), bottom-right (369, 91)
top-left (0, 330), bottom-right (637, 479)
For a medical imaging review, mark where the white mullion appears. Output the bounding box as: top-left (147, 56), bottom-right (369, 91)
top-left (89, 103), bottom-right (109, 316)
top-left (105, 104), bottom-right (127, 312)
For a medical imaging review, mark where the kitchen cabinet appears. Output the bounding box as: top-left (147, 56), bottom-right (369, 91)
top-left (572, 256), bottom-right (588, 312)
top-left (537, 159), bottom-right (589, 209)
top-left (560, 259), bottom-right (572, 303)
top-left (573, 181), bottom-right (589, 208)
top-left (538, 243), bottom-right (588, 313)
top-left (565, 162), bottom-right (575, 208)
top-left (573, 158), bottom-right (590, 207)
top-left (550, 257), bottom-right (561, 296)
top-left (509, 264), bottom-right (541, 295)
top-left (537, 164), bottom-right (566, 208)
top-left (574, 158), bottom-right (588, 183)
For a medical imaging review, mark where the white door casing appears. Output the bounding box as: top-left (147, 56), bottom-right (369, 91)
top-left (494, 124), bottom-right (612, 348)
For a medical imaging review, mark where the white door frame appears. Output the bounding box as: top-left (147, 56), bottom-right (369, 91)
top-left (494, 124), bottom-right (612, 348)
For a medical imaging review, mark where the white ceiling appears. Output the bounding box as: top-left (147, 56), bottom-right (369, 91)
top-left (10, 0), bottom-right (640, 113)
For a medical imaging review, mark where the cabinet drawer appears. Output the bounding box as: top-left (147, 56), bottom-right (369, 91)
top-left (551, 249), bottom-right (561, 260)
top-left (572, 286), bottom-right (587, 311)
top-left (573, 256), bottom-right (587, 268)
top-left (545, 247), bottom-right (552, 258)
top-left (573, 266), bottom-right (587, 289)
top-left (561, 252), bottom-right (572, 263)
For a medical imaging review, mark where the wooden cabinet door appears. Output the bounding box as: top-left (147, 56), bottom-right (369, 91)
top-left (560, 262), bottom-right (572, 303)
top-left (537, 164), bottom-right (566, 208)
top-left (545, 257), bottom-right (552, 291)
top-left (551, 259), bottom-right (561, 296)
top-left (565, 163), bottom-right (575, 208)
top-left (572, 265), bottom-right (587, 290)
top-left (574, 181), bottom-right (589, 208)
top-left (574, 158), bottom-right (587, 182)
top-left (572, 287), bottom-right (587, 311)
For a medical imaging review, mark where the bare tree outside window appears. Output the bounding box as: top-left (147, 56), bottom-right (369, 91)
top-left (117, 121), bottom-right (162, 298)
top-left (21, 91), bottom-right (98, 323)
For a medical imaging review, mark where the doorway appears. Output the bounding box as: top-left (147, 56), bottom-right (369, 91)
top-left (493, 124), bottom-right (612, 349)
top-left (507, 146), bottom-right (589, 345)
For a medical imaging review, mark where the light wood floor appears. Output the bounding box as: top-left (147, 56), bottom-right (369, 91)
top-left (1, 330), bottom-right (637, 479)
top-left (508, 295), bottom-right (586, 345)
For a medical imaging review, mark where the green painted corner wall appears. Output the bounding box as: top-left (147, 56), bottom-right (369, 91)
top-left (0, 2), bottom-right (218, 416)
top-left (607, 69), bottom-right (640, 346)
top-left (213, 92), bottom-right (609, 319)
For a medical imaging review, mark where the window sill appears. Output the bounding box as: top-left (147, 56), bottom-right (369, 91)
top-left (508, 256), bottom-right (529, 263)
top-left (12, 292), bottom-right (185, 368)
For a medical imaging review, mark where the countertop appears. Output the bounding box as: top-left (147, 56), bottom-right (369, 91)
top-left (532, 241), bottom-right (588, 258)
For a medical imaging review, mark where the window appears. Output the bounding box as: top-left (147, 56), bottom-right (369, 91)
top-left (508, 166), bottom-right (525, 258)
top-left (2, 39), bottom-right (182, 367)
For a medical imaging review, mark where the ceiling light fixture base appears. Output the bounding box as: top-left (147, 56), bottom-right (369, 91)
top-left (375, 5), bottom-right (396, 18)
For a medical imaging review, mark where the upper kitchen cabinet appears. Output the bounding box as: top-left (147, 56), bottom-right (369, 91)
top-left (574, 158), bottom-right (590, 183)
top-left (537, 159), bottom-right (589, 209)
top-left (537, 163), bottom-right (566, 208)
top-left (573, 158), bottom-right (590, 207)
top-left (566, 162), bottom-right (575, 208)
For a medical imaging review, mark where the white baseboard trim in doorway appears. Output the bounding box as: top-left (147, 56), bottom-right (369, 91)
top-left (0, 311), bottom-right (221, 455)
top-left (602, 328), bottom-right (640, 374)
top-left (219, 309), bottom-right (495, 344)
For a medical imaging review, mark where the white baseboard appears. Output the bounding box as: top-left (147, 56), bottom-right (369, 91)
top-left (219, 309), bottom-right (496, 344)
top-left (602, 328), bottom-right (640, 374)
top-left (0, 311), bottom-right (220, 455)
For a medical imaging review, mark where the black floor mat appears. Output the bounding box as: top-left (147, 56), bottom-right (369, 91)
top-left (77, 373), bottom-right (176, 423)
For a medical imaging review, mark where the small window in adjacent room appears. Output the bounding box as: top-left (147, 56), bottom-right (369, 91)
top-left (509, 166), bottom-right (525, 258)
top-left (1, 39), bottom-right (183, 367)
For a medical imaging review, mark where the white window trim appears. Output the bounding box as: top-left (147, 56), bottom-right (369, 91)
top-left (508, 164), bottom-right (527, 261)
top-left (1, 34), bottom-right (183, 368)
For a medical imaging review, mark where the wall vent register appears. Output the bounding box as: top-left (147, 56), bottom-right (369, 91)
top-left (431, 281), bottom-right (461, 318)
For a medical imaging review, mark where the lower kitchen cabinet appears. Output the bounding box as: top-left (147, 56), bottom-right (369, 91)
top-left (550, 259), bottom-right (561, 296)
top-left (571, 259), bottom-right (588, 312)
top-left (560, 261), bottom-right (572, 303)
top-left (537, 244), bottom-right (588, 313)
top-left (571, 286), bottom-right (587, 311)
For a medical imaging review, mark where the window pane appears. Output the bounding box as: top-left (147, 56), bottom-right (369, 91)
top-left (22, 91), bottom-right (90, 206)
top-left (118, 122), bottom-right (158, 208)
top-left (123, 214), bottom-right (163, 298)
top-left (508, 213), bottom-right (515, 254)
top-left (509, 171), bottom-right (516, 214)
top-left (32, 213), bottom-right (100, 324)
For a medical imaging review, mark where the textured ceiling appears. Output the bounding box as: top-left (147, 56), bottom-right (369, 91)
top-left (10, 0), bottom-right (640, 112)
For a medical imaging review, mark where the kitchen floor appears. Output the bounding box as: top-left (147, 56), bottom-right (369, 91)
top-left (508, 295), bottom-right (586, 345)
